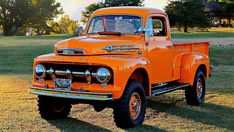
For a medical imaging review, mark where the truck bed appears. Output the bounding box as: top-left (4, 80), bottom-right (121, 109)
top-left (173, 42), bottom-right (209, 56)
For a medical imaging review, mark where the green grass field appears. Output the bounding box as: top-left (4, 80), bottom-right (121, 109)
top-left (0, 33), bottom-right (234, 131)
top-left (172, 32), bottom-right (234, 39)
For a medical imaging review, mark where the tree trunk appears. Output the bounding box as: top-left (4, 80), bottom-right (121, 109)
top-left (228, 17), bottom-right (231, 27)
top-left (3, 25), bottom-right (20, 36)
top-left (37, 27), bottom-right (40, 35)
top-left (3, 26), bottom-right (13, 36)
top-left (219, 17), bottom-right (222, 27)
top-left (184, 25), bottom-right (188, 32)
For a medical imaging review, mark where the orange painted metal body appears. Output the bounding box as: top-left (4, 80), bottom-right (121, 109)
top-left (32, 7), bottom-right (211, 100)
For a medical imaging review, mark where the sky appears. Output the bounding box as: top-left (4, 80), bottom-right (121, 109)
top-left (56, 0), bottom-right (168, 21)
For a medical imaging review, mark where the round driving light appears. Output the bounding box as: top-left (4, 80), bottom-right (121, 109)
top-left (34, 64), bottom-right (46, 79)
top-left (96, 67), bottom-right (111, 83)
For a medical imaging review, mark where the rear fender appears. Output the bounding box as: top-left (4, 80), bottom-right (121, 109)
top-left (179, 53), bottom-right (210, 85)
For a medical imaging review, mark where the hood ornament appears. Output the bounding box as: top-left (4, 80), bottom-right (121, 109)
top-left (102, 44), bottom-right (140, 52)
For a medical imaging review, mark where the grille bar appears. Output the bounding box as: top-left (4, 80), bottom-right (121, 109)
top-left (46, 69), bottom-right (96, 78)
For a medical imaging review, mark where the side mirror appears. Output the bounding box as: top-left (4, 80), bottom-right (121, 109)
top-left (76, 26), bottom-right (83, 36)
top-left (138, 27), bottom-right (146, 34)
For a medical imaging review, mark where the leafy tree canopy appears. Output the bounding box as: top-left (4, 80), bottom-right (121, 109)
top-left (81, 0), bottom-right (144, 23)
top-left (0, 0), bottom-right (62, 36)
top-left (165, 0), bottom-right (210, 32)
top-left (49, 15), bottom-right (79, 35)
top-left (207, 0), bottom-right (234, 26)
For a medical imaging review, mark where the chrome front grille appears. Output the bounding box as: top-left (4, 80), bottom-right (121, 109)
top-left (46, 69), bottom-right (97, 79)
top-left (40, 64), bottom-right (113, 84)
top-left (57, 48), bottom-right (85, 55)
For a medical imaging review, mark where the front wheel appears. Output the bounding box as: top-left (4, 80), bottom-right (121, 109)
top-left (185, 70), bottom-right (206, 105)
top-left (38, 96), bottom-right (72, 119)
top-left (113, 80), bottom-right (147, 128)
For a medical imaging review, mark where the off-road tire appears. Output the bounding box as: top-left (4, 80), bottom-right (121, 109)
top-left (185, 70), bottom-right (206, 105)
top-left (113, 80), bottom-right (147, 128)
top-left (38, 96), bottom-right (72, 119)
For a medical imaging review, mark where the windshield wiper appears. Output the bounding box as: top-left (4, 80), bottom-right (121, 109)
top-left (98, 31), bottom-right (121, 36)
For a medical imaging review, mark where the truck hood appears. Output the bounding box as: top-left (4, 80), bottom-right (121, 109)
top-left (54, 36), bottom-right (144, 56)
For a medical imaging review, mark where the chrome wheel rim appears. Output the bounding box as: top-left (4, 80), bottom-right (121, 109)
top-left (129, 92), bottom-right (141, 120)
top-left (196, 78), bottom-right (203, 99)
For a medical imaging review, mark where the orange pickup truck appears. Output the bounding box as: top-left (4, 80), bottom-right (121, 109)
top-left (29, 7), bottom-right (213, 128)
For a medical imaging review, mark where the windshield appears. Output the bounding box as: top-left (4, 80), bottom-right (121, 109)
top-left (88, 15), bottom-right (142, 35)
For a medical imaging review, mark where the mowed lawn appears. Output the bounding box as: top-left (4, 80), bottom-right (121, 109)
top-left (0, 33), bottom-right (234, 131)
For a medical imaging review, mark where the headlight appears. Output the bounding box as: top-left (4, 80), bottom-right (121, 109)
top-left (34, 64), bottom-right (46, 79)
top-left (96, 67), bottom-right (111, 83)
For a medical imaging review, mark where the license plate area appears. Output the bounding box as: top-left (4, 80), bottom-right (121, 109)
top-left (54, 78), bottom-right (71, 90)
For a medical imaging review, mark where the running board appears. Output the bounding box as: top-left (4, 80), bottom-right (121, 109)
top-left (151, 84), bottom-right (191, 96)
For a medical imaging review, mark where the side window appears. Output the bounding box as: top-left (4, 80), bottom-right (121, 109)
top-left (146, 16), bottom-right (167, 37)
top-left (152, 17), bottom-right (166, 36)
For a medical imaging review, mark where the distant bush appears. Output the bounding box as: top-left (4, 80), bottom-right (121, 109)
top-left (48, 15), bottom-right (79, 35)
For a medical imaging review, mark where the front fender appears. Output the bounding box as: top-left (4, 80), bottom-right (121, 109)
top-left (95, 55), bottom-right (151, 99)
top-left (179, 53), bottom-right (210, 85)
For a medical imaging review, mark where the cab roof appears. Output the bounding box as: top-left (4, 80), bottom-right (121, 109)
top-left (91, 7), bottom-right (166, 17)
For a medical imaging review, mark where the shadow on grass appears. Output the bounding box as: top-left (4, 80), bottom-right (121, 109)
top-left (147, 97), bottom-right (234, 131)
top-left (128, 124), bottom-right (166, 132)
top-left (47, 116), bottom-right (166, 131)
top-left (47, 117), bottom-right (110, 132)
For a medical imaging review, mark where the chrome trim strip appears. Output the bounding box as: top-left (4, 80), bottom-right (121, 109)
top-left (29, 86), bottom-right (113, 101)
top-left (102, 44), bottom-right (140, 52)
top-left (72, 71), bottom-right (85, 77)
top-left (151, 84), bottom-right (191, 96)
top-left (58, 48), bottom-right (84, 51)
top-left (55, 70), bottom-right (67, 76)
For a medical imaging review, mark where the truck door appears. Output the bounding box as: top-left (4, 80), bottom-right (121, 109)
top-left (146, 15), bottom-right (174, 83)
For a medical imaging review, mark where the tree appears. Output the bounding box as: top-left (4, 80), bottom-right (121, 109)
top-left (165, 0), bottom-right (210, 32)
top-left (207, 0), bottom-right (234, 27)
top-left (49, 15), bottom-right (79, 34)
top-left (81, 0), bottom-right (144, 23)
top-left (81, 3), bottom-right (104, 23)
top-left (0, 0), bottom-right (62, 36)
top-left (218, 0), bottom-right (234, 26)
top-left (0, 0), bottom-right (30, 36)
top-left (29, 0), bottom-right (63, 35)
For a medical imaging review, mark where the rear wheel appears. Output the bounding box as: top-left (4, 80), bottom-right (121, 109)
top-left (113, 80), bottom-right (147, 128)
top-left (38, 96), bottom-right (72, 119)
top-left (185, 70), bottom-right (206, 105)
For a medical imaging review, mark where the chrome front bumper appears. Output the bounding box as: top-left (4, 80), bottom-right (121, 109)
top-left (29, 86), bottom-right (113, 101)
